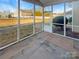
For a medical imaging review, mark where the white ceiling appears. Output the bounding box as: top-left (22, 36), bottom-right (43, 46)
top-left (40, 0), bottom-right (79, 6)
top-left (23, 0), bottom-right (79, 6)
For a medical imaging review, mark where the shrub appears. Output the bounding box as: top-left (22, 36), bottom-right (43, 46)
top-left (53, 16), bottom-right (68, 29)
top-left (68, 17), bottom-right (72, 24)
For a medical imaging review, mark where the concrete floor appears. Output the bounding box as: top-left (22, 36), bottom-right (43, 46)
top-left (11, 38), bottom-right (71, 59)
top-left (0, 32), bottom-right (79, 59)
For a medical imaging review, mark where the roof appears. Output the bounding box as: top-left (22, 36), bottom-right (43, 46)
top-left (23, 0), bottom-right (79, 7)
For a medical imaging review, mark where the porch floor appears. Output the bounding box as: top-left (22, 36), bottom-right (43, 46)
top-left (0, 32), bottom-right (79, 59)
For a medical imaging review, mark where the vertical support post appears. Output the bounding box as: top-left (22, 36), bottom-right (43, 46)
top-left (64, 2), bottom-right (66, 36)
top-left (42, 6), bottom-right (44, 32)
top-left (17, 0), bottom-right (20, 41)
top-left (51, 5), bottom-right (53, 32)
top-left (33, 2), bottom-right (35, 34)
top-left (72, 3), bottom-right (74, 32)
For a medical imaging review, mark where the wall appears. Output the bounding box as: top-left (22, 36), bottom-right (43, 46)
top-left (73, 1), bottom-right (79, 33)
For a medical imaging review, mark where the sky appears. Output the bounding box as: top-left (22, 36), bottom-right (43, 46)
top-left (0, 0), bottom-right (72, 13)
top-left (45, 3), bottom-right (72, 13)
top-left (0, 0), bottom-right (33, 12)
top-left (0, 0), bottom-right (16, 12)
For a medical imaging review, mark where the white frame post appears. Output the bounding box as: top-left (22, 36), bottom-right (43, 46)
top-left (64, 2), bottom-right (66, 36)
top-left (42, 6), bottom-right (44, 32)
top-left (72, 3), bottom-right (74, 32)
top-left (51, 5), bottom-right (53, 33)
top-left (17, 0), bottom-right (20, 41)
top-left (33, 2), bottom-right (35, 34)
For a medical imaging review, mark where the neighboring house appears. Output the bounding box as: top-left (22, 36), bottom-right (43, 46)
top-left (12, 9), bottom-right (33, 17)
top-left (20, 9), bottom-right (33, 17)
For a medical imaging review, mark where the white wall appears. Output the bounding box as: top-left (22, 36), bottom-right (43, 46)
top-left (73, 1), bottom-right (79, 33)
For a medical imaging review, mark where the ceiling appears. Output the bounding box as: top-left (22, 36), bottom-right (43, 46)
top-left (40, 0), bottom-right (79, 6)
top-left (23, 0), bottom-right (79, 6)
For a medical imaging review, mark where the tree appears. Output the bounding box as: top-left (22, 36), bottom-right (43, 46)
top-left (53, 16), bottom-right (68, 29)
top-left (8, 14), bottom-right (12, 18)
top-left (0, 15), bottom-right (1, 18)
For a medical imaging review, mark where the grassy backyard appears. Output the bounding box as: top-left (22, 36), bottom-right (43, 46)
top-left (0, 17), bottom-right (50, 47)
top-left (0, 18), bottom-right (39, 27)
